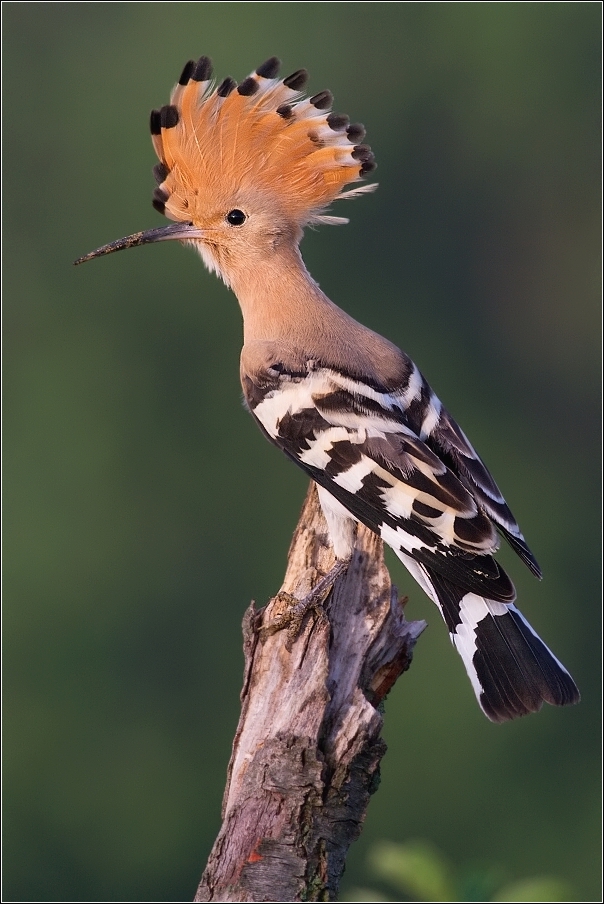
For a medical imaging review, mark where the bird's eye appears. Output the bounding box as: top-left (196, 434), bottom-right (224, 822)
top-left (226, 209), bottom-right (247, 226)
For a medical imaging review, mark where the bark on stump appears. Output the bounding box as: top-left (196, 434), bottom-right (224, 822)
top-left (195, 482), bottom-right (425, 902)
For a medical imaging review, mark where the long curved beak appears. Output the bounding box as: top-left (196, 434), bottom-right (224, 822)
top-left (74, 222), bottom-right (204, 265)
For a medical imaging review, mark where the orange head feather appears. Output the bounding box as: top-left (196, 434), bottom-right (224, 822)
top-left (74, 56), bottom-right (377, 280)
top-left (150, 56), bottom-right (376, 230)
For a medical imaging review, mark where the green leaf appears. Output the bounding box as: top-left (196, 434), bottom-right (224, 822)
top-left (492, 876), bottom-right (574, 902)
top-left (457, 864), bottom-right (506, 902)
top-left (345, 887), bottom-right (393, 902)
top-left (369, 840), bottom-right (456, 901)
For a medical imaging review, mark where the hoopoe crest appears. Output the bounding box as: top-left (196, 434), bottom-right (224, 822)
top-left (152, 56), bottom-right (375, 229)
top-left (76, 56), bottom-right (579, 723)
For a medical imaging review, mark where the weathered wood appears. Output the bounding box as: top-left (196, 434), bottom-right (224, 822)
top-left (195, 482), bottom-right (425, 903)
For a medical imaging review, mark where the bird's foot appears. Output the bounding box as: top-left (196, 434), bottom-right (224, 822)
top-left (260, 559), bottom-right (349, 650)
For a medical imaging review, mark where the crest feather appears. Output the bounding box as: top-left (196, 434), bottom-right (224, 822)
top-left (150, 56), bottom-right (377, 226)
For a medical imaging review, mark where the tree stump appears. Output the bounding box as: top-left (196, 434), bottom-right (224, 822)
top-left (195, 482), bottom-right (425, 902)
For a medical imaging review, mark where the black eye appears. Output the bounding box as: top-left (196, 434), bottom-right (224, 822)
top-left (226, 209), bottom-right (247, 226)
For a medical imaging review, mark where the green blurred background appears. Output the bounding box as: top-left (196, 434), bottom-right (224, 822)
top-left (3, 3), bottom-right (600, 901)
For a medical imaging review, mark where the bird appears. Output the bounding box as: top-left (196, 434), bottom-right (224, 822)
top-left (75, 55), bottom-right (580, 722)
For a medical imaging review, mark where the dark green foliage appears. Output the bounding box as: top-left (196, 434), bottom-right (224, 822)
top-left (345, 839), bottom-right (575, 901)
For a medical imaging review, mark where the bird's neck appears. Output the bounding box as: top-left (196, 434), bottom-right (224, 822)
top-left (228, 243), bottom-right (354, 345)
top-left (227, 241), bottom-right (406, 387)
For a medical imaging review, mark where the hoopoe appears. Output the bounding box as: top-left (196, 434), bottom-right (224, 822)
top-left (76, 55), bottom-right (580, 723)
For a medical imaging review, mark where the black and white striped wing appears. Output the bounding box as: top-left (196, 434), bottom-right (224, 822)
top-left (244, 359), bottom-right (579, 722)
top-left (425, 405), bottom-right (542, 577)
top-left (248, 362), bottom-right (521, 600)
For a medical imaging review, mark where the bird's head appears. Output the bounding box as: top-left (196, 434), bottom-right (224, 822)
top-left (75, 56), bottom-right (377, 285)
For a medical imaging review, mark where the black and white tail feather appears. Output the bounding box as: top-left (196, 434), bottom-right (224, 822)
top-left (246, 355), bottom-right (580, 723)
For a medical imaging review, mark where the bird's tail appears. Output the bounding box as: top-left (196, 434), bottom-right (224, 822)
top-left (399, 554), bottom-right (580, 722)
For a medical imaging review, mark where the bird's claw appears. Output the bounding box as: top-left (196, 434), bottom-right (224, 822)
top-left (259, 560), bottom-right (349, 649)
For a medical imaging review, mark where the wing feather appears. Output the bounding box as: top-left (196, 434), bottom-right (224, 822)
top-left (246, 362), bottom-right (527, 600)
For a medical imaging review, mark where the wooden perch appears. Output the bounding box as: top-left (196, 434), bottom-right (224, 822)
top-left (195, 482), bottom-right (425, 903)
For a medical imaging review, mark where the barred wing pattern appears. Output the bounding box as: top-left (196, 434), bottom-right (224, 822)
top-left (244, 358), bottom-right (579, 722)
